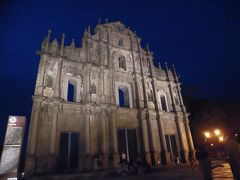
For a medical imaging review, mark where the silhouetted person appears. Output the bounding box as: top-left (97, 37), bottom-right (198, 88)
top-left (121, 152), bottom-right (127, 164)
top-left (225, 132), bottom-right (240, 180)
top-left (195, 145), bottom-right (212, 180)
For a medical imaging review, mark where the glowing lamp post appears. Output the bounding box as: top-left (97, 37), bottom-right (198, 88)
top-left (219, 136), bottom-right (224, 142)
top-left (204, 131), bottom-right (211, 139)
top-left (214, 129), bottom-right (221, 136)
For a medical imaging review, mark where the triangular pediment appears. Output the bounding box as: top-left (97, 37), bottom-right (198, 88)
top-left (101, 21), bottom-right (136, 36)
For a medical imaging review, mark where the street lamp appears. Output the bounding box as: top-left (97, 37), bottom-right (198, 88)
top-left (204, 131), bottom-right (211, 138)
top-left (214, 129), bottom-right (221, 136)
top-left (219, 136), bottom-right (224, 142)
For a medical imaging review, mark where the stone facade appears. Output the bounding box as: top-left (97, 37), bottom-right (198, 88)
top-left (25, 21), bottom-right (194, 175)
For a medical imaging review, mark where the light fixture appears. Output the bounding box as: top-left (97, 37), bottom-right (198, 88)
top-left (219, 136), bottom-right (224, 142)
top-left (204, 131), bottom-right (211, 138)
top-left (214, 129), bottom-right (221, 136)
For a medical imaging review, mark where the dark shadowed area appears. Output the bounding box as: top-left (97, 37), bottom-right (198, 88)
top-left (0, 0), bottom-right (240, 157)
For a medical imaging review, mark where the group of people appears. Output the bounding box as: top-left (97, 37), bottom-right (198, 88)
top-left (115, 152), bottom-right (151, 176)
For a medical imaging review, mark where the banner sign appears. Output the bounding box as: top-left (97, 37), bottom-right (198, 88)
top-left (0, 116), bottom-right (26, 179)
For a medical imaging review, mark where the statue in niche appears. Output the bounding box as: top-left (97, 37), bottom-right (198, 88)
top-left (45, 75), bottom-right (53, 88)
top-left (175, 95), bottom-right (180, 105)
top-left (118, 56), bottom-right (126, 70)
top-left (44, 61), bottom-right (59, 88)
top-left (90, 83), bottom-right (97, 94)
top-left (148, 90), bottom-right (154, 101)
top-left (118, 39), bottom-right (123, 46)
top-left (80, 82), bottom-right (84, 101)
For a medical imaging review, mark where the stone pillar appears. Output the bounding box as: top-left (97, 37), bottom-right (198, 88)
top-left (110, 108), bottom-right (119, 168)
top-left (141, 110), bottom-right (152, 164)
top-left (84, 65), bottom-right (91, 102)
top-left (60, 33), bottom-right (65, 56)
top-left (110, 69), bottom-right (116, 105)
top-left (25, 101), bottom-right (40, 174)
top-left (172, 64), bottom-right (195, 159)
top-left (47, 107), bottom-right (58, 172)
top-left (184, 115), bottom-right (195, 157)
top-left (175, 114), bottom-right (188, 163)
top-left (100, 67), bottom-right (106, 103)
top-left (83, 105), bottom-right (92, 171)
top-left (100, 108), bottom-right (108, 169)
top-left (147, 53), bottom-right (170, 165)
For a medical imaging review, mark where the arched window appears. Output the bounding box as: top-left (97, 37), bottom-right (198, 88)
top-left (67, 80), bottom-right (77, 102)
top-left (45, 75), bottom-right (53, 88)
top-left (160, 95), bottom-right (168, 111)
top-left (90, 83), bottom-right (97, 94)
top-left (118, 56), bottom-right (126, 70)
top-left (118, 85), bottom-right (130, 108)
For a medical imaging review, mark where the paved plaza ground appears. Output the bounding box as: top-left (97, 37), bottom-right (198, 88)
top-left (102, 161), bottom-right (234, 180)
top-left (112, 163), bottom-right (233, 180)
top-left (30, 160), bottom-right (234, 180)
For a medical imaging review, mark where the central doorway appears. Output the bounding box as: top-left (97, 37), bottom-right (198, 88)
top-left (59, 132), bottom-right (79, 169)
top-left (117, 128), bottom-right (138, 162)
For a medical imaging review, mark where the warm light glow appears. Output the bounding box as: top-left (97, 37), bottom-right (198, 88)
top-left (204, 131), bottom-right (211, 138)
top-left (210, 143), bottom-right (214, 146)
top-left (235, 133), bottom-right (238, 137)
top-left (214, 129), bottom-right (221, 136)
top-left (219, 136), bottom-right (224, 142)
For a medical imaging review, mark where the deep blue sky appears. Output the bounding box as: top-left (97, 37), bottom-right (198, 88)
top-left (0, 0), bottom-right (240, 144)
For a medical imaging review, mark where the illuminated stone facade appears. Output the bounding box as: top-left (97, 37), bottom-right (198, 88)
top-left (25, 21), bottom-right (194, 175)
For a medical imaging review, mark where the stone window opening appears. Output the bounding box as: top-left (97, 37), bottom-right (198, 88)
top-left (118, 86), bottom-right (130, 108)
top-left (90, 83), bottom-right (97, 94)
top-left (45, 74), bottom-right (53, 88)
top-left (160, 94), bottom-right (168, 111)
top-left (67, 79), bottom-right (77, 102)
top-left (118, 56), bottom-right (126, 70)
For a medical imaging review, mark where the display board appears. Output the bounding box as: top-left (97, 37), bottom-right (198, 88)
top-left (0, 116), bottom-right (26, 180)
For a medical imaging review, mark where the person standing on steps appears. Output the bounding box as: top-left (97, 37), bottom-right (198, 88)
top-left (225, 131), bottom-right (240, 180)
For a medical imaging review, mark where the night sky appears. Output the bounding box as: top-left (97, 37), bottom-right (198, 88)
top-left (0, 0), bottom-right (240, 145)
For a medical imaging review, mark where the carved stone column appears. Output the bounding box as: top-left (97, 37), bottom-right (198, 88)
top-left (100, 67), bottom-right (106, 103)
top-left (84, 65), bottom-right (91, 102)
top-left (184, 114), bottom-right (195, 157)
top-left (83, 105), bottom-right (92, 171)
top-left (47, 106), bottom-right (58, 172)
top-left (147, 55), bottom-right (170, 165)
top-left (100, 108), bottom-right (108, 169)
top-left (108, 107), bottom-right (119, 168)
top-left (141, 110), bottom-right (152, 164)
top-left (175, 113), bottom-right (188, 163)
top-left (25, 100), bottom-right (40, 174)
